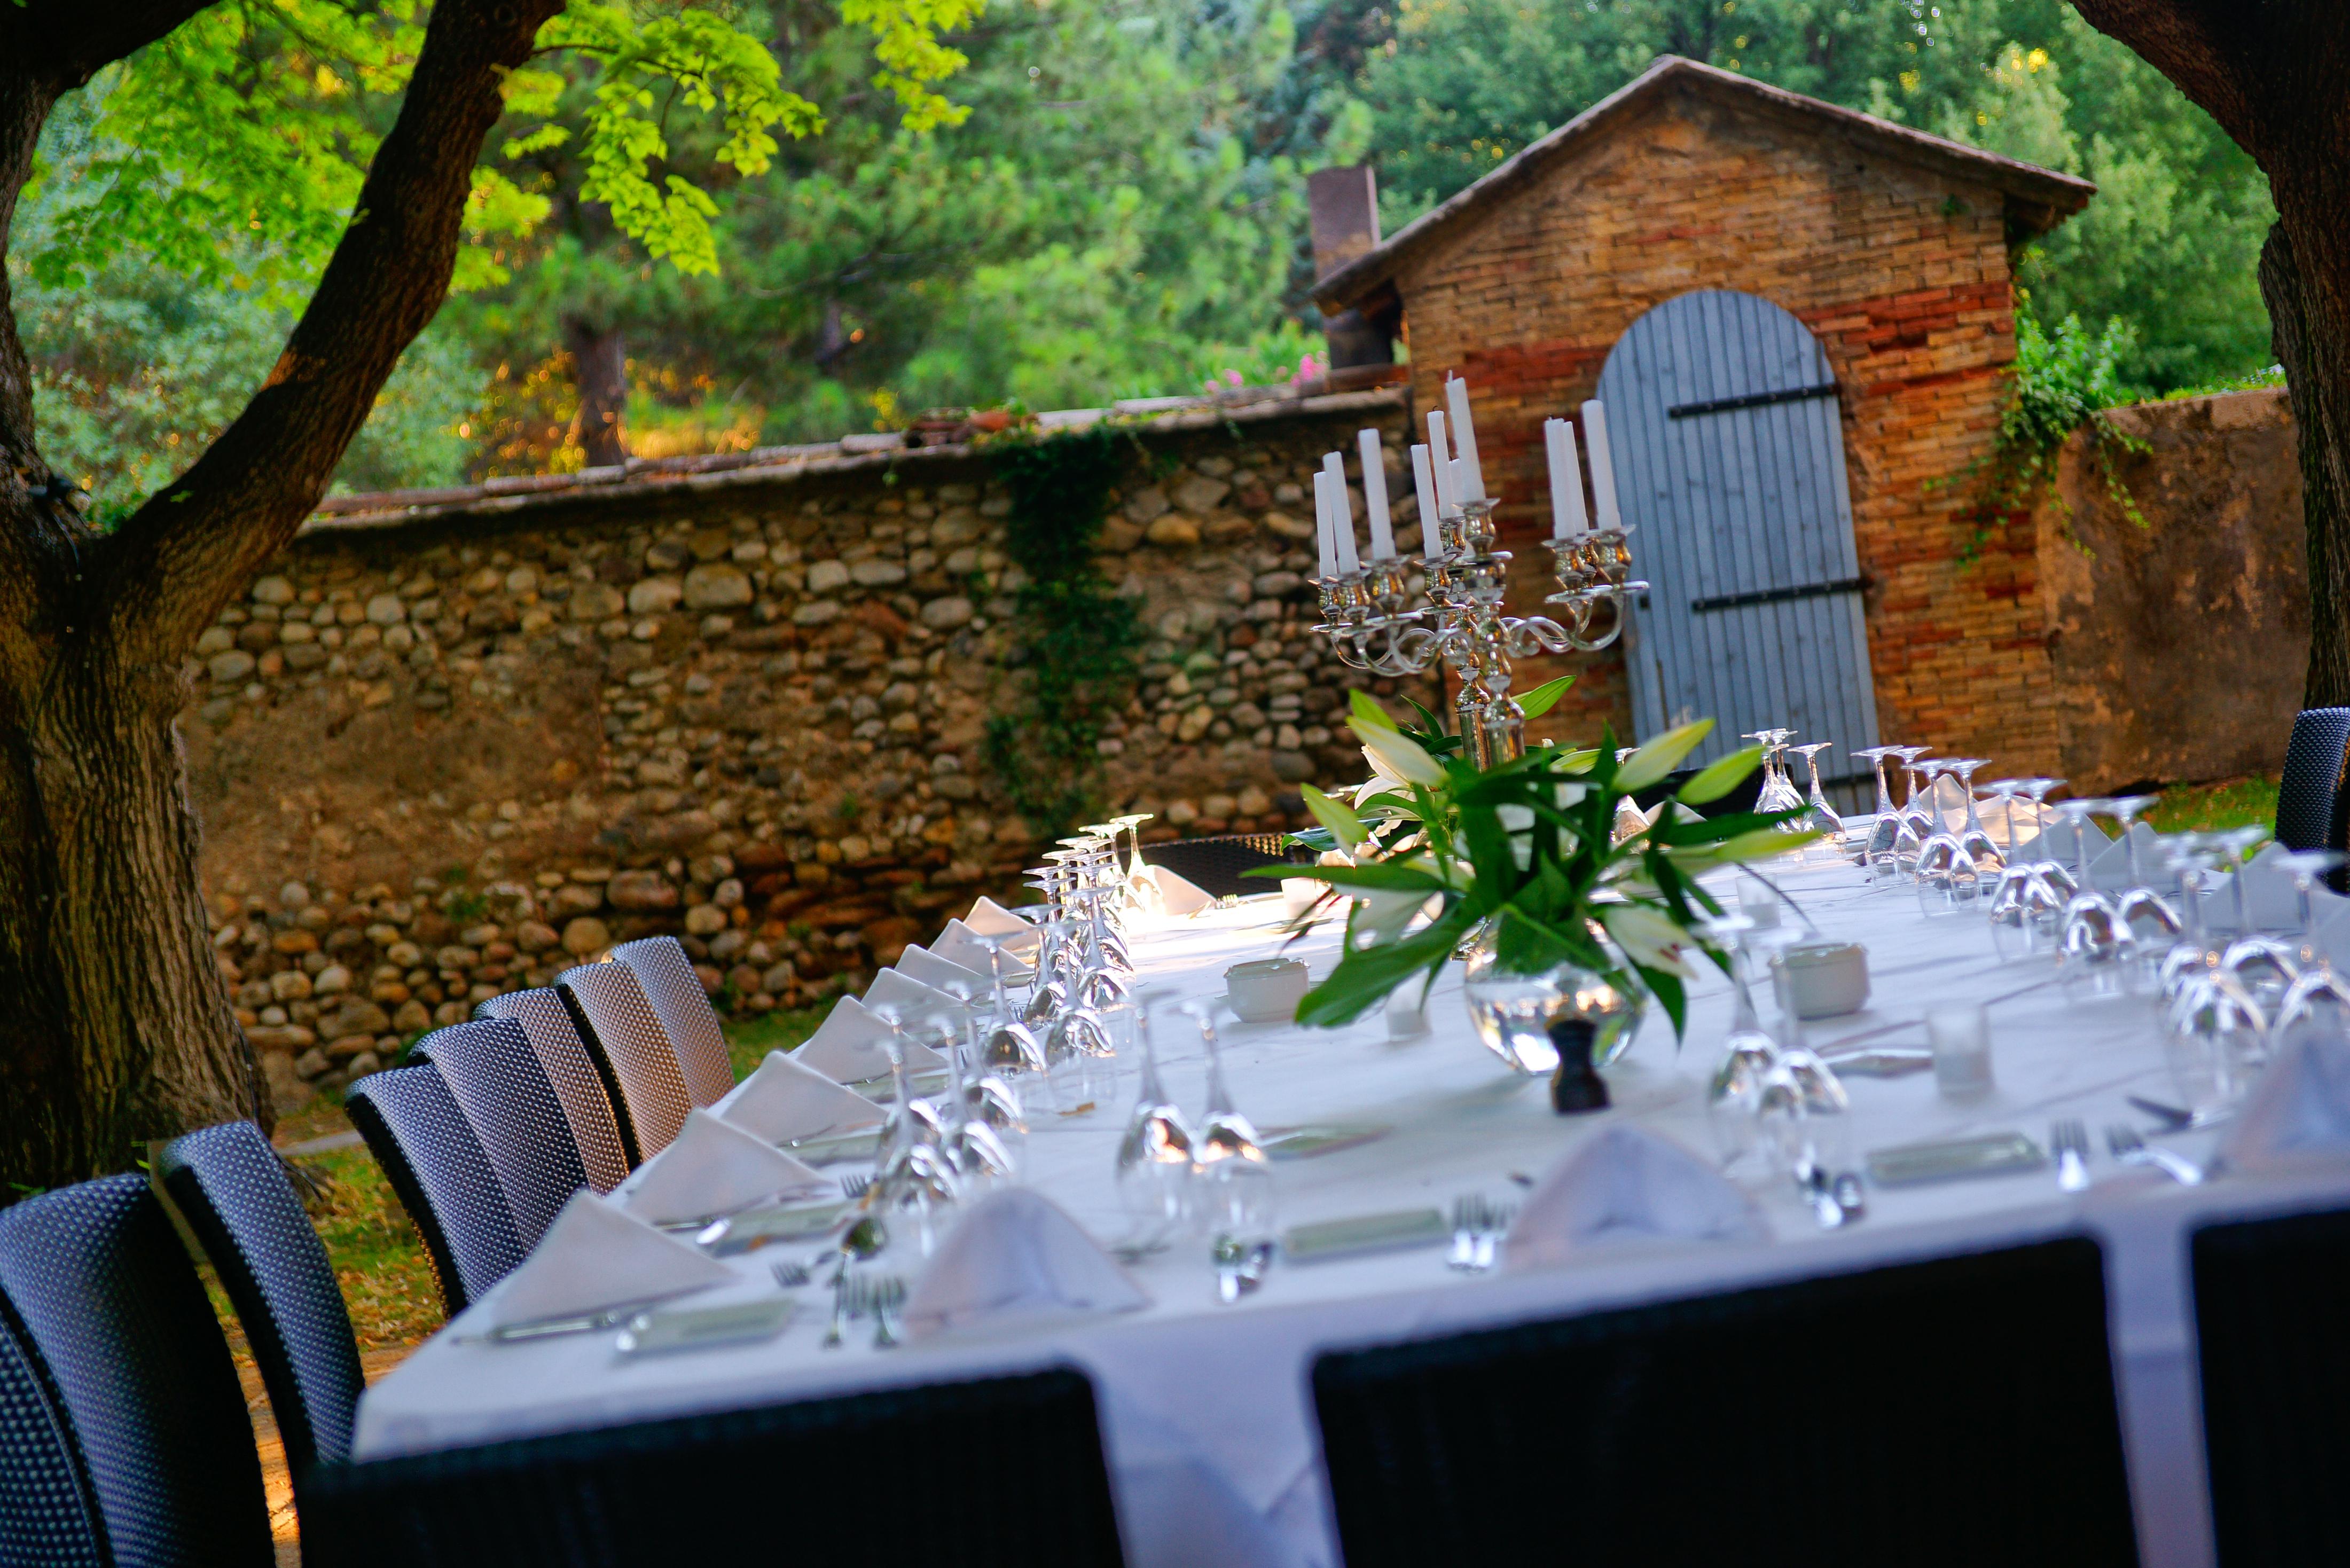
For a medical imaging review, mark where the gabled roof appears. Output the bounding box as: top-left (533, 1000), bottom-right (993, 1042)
top-left (1314, 54), bottom-right (2096, 314)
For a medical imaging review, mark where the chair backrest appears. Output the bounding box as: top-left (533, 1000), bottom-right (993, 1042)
top-left (301, 1368), bottom-right (1123, 1568)
top-left (0, 1175), bottom-right (272, 1567)
top-left (1137, 833), bottom-right (1307, 899)
top-left (0, 1302), bottom-right (105, 1568)
top-left (475, 988), bottom-right (633, 1191)
top-left (1311, 1236), bottom-right (2136, 1568)
top-left (609, 937), bottom-right (735, 1108)
top-left (346, 1067), bottom-right (527, 1315)
top-left (554, 962), bottom-right (694, 1162)
top-left (415, 1020), bottom-right (591, 1249)
top-left (2192, 1203), bottom-right (2350, 1566)
top-left (2276, 707), bottom-right (2350, 890)
top-left (158, 1120), bottom-right (366, 1483)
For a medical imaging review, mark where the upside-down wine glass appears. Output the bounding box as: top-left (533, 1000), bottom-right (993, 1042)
top-left (2216, 827), bottom-right (2297, 1020)
top-left (1889, 747), bottom-right (1936, 874)
top-left (1848, 744), bottom-right (1903, 877)
top-left (1114, 1005), bottom-right (1197, 1257)
top-left (2273, 851), bottom-right (2350, 1049)
top-left (1701, 915), bottom-right (1781, 1179)
top-left (2103, 795), bottom-right (2177, 992)
top-left (2054, 798), bottom-right (2134, 999)
top-left (1788, 742), bottom-right (1843, 850)
top-left (2163, 833), bottom-right (2266, 1118)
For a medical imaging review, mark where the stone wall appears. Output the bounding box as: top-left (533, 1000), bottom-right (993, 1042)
top-left (2038, 387), bottom-right (2309, 793)
top-left (1382, 75), bottom-right (2059, 780)
top-left (191, 392), bottom-right (1432, 1107)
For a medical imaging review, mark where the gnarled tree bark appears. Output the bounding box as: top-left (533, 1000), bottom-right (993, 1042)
top-left (0, 0), bottom-right (565, 1188)
top-left (2068, 2), bottom-right (2350, 708)
top-left (563, 317), bottom-right (630, 468)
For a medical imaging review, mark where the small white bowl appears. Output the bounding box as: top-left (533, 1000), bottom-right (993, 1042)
top-left (1771, 940), bottom-right (1870, 1019)
top-left (1226, 958), bottom-right (1310, 1022)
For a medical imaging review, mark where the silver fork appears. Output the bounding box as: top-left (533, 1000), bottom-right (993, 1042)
top-left (2106, 1124), bottom-right (2205, 1185)
top-left (1471, 1202), bottom-right (1515, 1271)
top-left (1446, 1197), bottom-right (1482, 1272)
top-left (821, 1274), bottom-right (857, 1349)
top-left (868, 1276), bottom-right (906, 1349)
top-left (839, 1172), bottom-right (873, 1201)
top-left (2052, 1119), bottom-right (2092, 1193)
top-left (770, 1260), bottom-right (812, 1289)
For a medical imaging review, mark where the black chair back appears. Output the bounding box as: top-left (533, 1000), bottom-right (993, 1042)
top-left (1139, 833), bottom-right (1309, 900)
top-left (2276, 707), bottom-right (2350, 891)
top-left (1312, 1237), bottom-right (2136, 1568)
top-left (302, 1368), bottom-right (1124, 1568)
top-left (414, 1019), bottom-right (591, 1249)
top-left (475, 988), bottom-right (633, 1191)
top-left (610, 937), bottom-right (736, 1108)
top-left (0, 1302), bottom-right (105, 1567)
top-left (346, 1066), bottom-right (527, 1314)
top-left (554, 961), bottom-right (694, 1162)
top-left (0, 1175), bottom-right (272, 1566)
top-left (2192, 1204), bottom-right (2350, 1566)
top-left (158, 1120), bottom-right (366, 1485)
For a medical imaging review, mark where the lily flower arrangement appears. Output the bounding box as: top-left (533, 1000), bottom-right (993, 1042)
top-left (1266, 692), bottom-right (1813, 1036)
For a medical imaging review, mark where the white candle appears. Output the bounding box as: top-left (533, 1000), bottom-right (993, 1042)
top-left (1581, 398), bottom-right (1622, 530)
top-left (1545, 417), bottom-right (1588, 539)
top-left (1323, 452), bottom-right (1360, 574)
top-left (1409, 443), bottom-right (1441, 556)
top-left (1444, 375), bottom-right (1485, 501)
top-left (1357, 429), bottom-right (1395, 560)
top-left (1427, 410), bottom-right (1460, 513)
top-left (1312, 468), bottom-right (1337, 580)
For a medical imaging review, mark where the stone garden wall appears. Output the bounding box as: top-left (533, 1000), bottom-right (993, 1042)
top-left (189, 390), bottom-right (1432, 1107)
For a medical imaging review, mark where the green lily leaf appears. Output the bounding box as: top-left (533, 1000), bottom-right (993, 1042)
top-left (1350, 689), bottom-right (1401, 732)
top-left (1301, 783), bottom-right (1369, 849)
top-left (1678, 744), bottom-right (1762, 804)
top-left (1517, 673), bottom-right (1578, 719)
top-left (1615, 719), bottom-right (1716, 793)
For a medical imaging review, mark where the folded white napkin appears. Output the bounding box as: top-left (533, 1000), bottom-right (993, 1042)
top-left (2216, 1031), bottom-right (2350, 1172)
top-left (1504, 1125), bottom-right (1769, 1269)
top-left (903, 1188), bottom-right (1149, 1339)
top-left (894, 942), bottom-right (990, 997)
top-left (934, 917), bottom-right (1032, 978)
top-left (1141, 862), bottom-right (1215, 916)
top-left (487, 1190), bottom-right (734, 1328)
top-left (2086, 821), bottom-right (2162, 891)
top-left (2010, 815), bottom-right (2109, 869)
top-left (864, 967), bottom-right (970, 1027)
top-left (962, 896), bottom-right (1040, 939)
top-left (622, 1108), bottom-right (824, 1225)
top-left (716, 1050), bottom-right (884, 1144)
top-left (792, 993), bottom-right (945, 1084)
top-left (1989, 797), bottom-right (2054, 851)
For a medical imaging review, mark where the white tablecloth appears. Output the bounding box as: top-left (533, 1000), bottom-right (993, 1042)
top-left (355, 856), bottom-right (2350, 1567)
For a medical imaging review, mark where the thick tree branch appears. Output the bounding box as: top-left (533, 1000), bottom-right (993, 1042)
top-left (101, 0), bottom-right (567, 666)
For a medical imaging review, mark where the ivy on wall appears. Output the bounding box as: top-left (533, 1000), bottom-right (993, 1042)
top-left (983, 427), bottom-right (1146, 832)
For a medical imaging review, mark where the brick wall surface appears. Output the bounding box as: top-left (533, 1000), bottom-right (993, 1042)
top-left (1389, 80), bottom-right (2060, 778)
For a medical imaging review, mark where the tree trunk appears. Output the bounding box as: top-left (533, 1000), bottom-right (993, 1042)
top-left (2261, 225), bottom-right (2350, 708)
top-left (0, 638), bottom-right (264, 1189)
top-left (565, 318), bottom-right (628, 468)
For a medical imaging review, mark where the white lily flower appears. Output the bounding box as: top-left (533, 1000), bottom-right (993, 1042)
top-left (1602, 903), bottom-right (1698, 978)
top-left (1353, 886), bottom-right (1428, 948)
top-left (1353, 720), bottom-right (1447, 787)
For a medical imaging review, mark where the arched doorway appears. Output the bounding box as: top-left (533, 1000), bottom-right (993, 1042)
top-left (1597, 289), bottom-right (1878, 791)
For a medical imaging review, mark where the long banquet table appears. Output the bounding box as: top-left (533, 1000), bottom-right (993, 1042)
top-left (355, 852), bottom-right (2350, 1567)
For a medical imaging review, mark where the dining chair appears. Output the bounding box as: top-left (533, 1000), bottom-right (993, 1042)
top-left (1137, 833), bottom-right (1309, 899)
top-left (346, 1065), bottom-right (528, 1314)
top-left (475, 987), bottom-right (633, 1191)
top-left (2275, 707), bottom-right (2350, 891)
top-left (2191, 1203), bottom-right (2350, 1566)
top-left (411, 1019), bottom-right (592, 1249)
top-left (0, 1174), bottom-right (273, 1566)
top-left (158, 1120), bottom-right (367, 1491)
top-left (301, 1367), bottom-right (1123, 1567)
top-left (609, 937), bottom-right (737, 1108)
top-left (554, 961), bottom-right (695, 1162)
top-left (0, 1301), bottom-right (105, 1567)
top-left (1311, 1236), bottom-right (2137, 1567)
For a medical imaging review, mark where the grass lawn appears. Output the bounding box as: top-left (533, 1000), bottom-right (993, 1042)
top-left (2141, 774), bottom-right (2280, 834)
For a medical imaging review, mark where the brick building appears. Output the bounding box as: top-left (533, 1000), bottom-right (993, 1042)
top-left (1313, 55), bottom-right (2093, 786)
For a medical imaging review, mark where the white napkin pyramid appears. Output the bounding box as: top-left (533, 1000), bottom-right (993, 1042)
top-left (1140, 862), bottom-right (1215, 916)
top-left (1503, 1125), bottom-right (1769, 1269)
top-left (2010, 814), bottom-right (2109, 870)
top-left (962, 897), bottom-right (1041, 946)
top-left (894, 943), bottom-right (990, 997)
top-left (2085, 821), bottom-right (2162, 891)
top-left (486, 1190), bottom-right (734, 1329)
top-left (2216, 1032), bottom-right (2350, 1173)
top-left (622, 1108), bottom-right (825, 1225)
top-left (934, 918), bottom-right (1030, 980)
top-left (903, 1188), bottom-right (1149, 1340)
top-left (716, 1050), bottom-right (883, 1144)
top-left (792, 993), bottom-right (945, 1084)
top-left (864, 967), bottom-right (970, 1026)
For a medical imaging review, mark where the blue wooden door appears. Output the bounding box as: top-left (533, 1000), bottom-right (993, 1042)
top-left (1596, 289), bottom-right (1878, 792)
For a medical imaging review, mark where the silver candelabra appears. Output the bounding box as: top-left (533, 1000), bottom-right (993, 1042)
top-left (1312, 499), bottom-right (1646, 768)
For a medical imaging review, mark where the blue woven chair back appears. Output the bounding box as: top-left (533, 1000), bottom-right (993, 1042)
top-left (346, 1066), bottom-right (527, 1314)
top-left (0, 1301), bottom-right (104, 1567)
top-left (2276, 707), bottom-right (2350, 891)
top-left (554, 962), bottom-right (693, 1161)
top-left (159, 1120), bottom-right (364, 1484)
top-left (1312, 1236), bottom-right (2136, 1568)
top-left (610, 938), bottom-right (735, 1108)
top-left (0, 1175), bottom-right (271, 1566)
top-left (2193, 1203), bottom-right (2350, 1566)
top-left (414, 1020), bottom-right (590, 1249)
top-left (474, 989), bottom-right (632, 1191)
top-left (301, 1367), bottom-right (1122, 1568)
